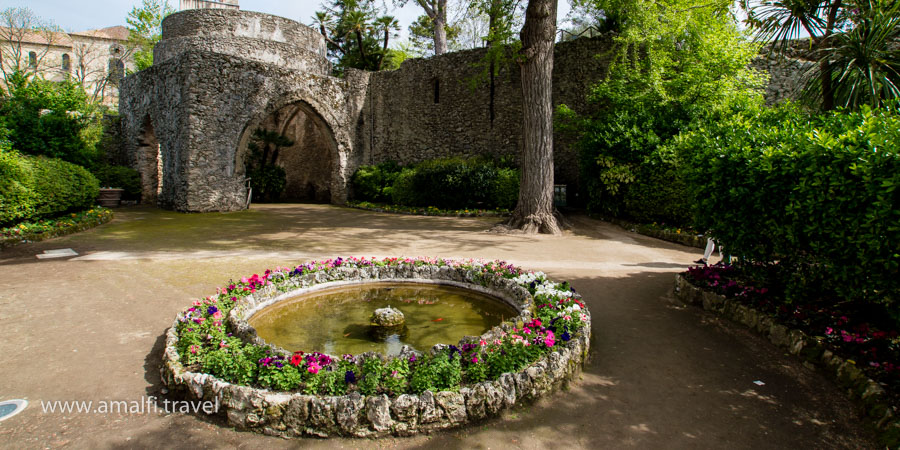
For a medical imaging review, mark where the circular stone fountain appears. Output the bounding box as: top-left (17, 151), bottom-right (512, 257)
top-left (248, 283), bottom-right (518, 356)
top-left (161, 258), bottom-right (591, 438)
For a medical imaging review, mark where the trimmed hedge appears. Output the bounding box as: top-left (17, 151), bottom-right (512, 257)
top-left (93, 165), bottom-right (141, 200)
top-left (351, 157), bottom-right (519, 210)
top-left (677, 103), bottom-right (900, 313)
top-left (0, 148), bottom-right (100, 226)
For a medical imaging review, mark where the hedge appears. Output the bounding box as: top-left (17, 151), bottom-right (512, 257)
top-left (0, 148), bottom-right (100, 226)
top-left (677, 103), bottom-right (900, 313)
top-left (351, 158), bottom-right (519, 211)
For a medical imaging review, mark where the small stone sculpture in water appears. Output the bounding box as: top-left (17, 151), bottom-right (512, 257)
top-left (371, 306), bottom-right (405, 327)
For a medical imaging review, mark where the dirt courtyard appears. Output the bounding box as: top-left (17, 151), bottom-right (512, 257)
top-left (0, 204), bottom-right (879, 448)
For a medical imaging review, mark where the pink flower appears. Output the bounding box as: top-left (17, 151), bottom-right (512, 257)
top-left (307, 362), bottom-right (321, 374)
top-left (543, 330), bottom-right (555, 347)
top-left (189, 345), bottom-right (199, 354)
top-left (471, 356), bottom-right (479, 363)
top-left (479, 339), bottom-right (487, 347)
top-left (219, 340), bottom-right (228, 349)
top-left (825, 327), bottom-right (833, 335)
top-left (212, 311), bottom-right (223, 320)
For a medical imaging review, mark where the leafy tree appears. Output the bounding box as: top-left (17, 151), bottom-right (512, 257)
top-left (126, 0), bottom-right (175, 71)
top-left (314, 0), bottom-right (400, 73)
top-left (0, 76), bottom-right (101, 168)
top-left (801, 0), bottom-right (900, 109)
top-left (559, 0), bottom-right (763, 222)
top-left (408, 14), bottom-right (462, 54)
top-left (395, 0), bottom-right (452, 55)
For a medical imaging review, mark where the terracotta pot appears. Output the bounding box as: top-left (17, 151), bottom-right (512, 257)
top-left (98, 188), bottom-right (124, 208)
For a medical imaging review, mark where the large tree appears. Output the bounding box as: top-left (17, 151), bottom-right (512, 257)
top-left (395, 0), bottom-right (451, 55)
top-left (126, 0), bottom-right (174, 71)
top-left (505, 0), bottom-right (562, 234)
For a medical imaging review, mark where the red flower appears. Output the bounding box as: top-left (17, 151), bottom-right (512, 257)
top-left (290, 353), bottom-right (304, 367)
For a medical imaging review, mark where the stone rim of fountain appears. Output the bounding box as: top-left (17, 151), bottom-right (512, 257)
top-left (161, 261), bottom-right (591, 438)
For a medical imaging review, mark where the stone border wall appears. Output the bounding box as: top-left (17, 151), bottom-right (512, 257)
top-left (674, 274), bottom-right (900, 446)
top-left (160, 265), bottom-right (591, 438)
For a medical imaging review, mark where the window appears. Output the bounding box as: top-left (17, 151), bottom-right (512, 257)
top-left (62, 54), bottom-right (70, 72)
top-left (28, 51), bottom-right (36, 68)
top-left (433, 78), bottom-right (440, 104)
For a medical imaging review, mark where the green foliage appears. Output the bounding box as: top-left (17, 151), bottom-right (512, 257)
top-left (126, 0), bottom-right (175, 71)
top-left (408, 13), bottom-right (461, 55)
top-left (493, 167), bottom-right (519, 210)
top-left (352, 157), bottom-right (519, 210)
top-left (92, 165), bottom-right (141, 199)
top-left (0, 147), bottom-right (100, 226)
top-left (389, 157), bottom-right (517, 210)
top-left (0, 76), bottom-right (101, 167)
top-left (350, 160), bottom-right (401, 202)
top-left (560, 0), bottom-right (763, 225)
top-left (313, 1), bottom-right (400, 73)
top-left (801, 0), bottom-right (900, 109)
top-left (201, 339), bottom-right (266, 386)
top-left (677, 102), bottom-right (900, 312)
top-left (409, 351), bottom-right (462, 393)
top-left (244, 128), bottom-right (293, 202)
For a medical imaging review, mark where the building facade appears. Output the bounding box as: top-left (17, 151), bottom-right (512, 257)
top-left (0, 25), bottom-right (135, 105)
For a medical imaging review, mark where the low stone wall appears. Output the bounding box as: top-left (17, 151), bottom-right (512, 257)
top-left (674, 274), bottom-right (900, 446)
top-left (160, 264), bottom-right (591, 438)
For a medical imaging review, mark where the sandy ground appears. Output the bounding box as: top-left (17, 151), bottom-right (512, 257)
top-left (0, 204), bottom-right (879, 449)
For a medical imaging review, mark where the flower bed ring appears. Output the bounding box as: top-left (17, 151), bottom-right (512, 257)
top-left (161, 258), bottom-right (592, 438)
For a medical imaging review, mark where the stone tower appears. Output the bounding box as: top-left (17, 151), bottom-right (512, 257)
top-left (179, 0), bottom-right (239, 11)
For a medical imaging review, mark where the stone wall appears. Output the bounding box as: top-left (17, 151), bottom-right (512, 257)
top-left (120, 8), bottom-right (809, 212)
top-left (359, 35), bottom-right (616, 203)
top-left (752, 55), bottom-right (813, 105)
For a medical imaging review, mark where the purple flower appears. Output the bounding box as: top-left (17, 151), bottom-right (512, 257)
top-left (345, 370), bottom-right (356, 384)
top-left (561, 331), bottom-right (571, 342)
top-left (207, 306), bottom-right (218, 315)
top-left (408, 354), bottom-right (417, 363)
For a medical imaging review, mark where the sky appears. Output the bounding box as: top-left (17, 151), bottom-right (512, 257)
top-left (0, 1), bottom-right (572, 42)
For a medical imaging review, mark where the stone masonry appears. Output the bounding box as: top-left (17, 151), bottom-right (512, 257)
top-left (119, 8), bottom-right (800, 212)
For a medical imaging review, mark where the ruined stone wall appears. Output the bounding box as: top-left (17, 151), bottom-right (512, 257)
top-left (360, 35), bottom-right (616, 202)
top-left (120, 8), bottom-right (810, 213)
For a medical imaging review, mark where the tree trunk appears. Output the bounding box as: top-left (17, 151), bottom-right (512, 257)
top-left (433, 0), bottom-right (449, 56)
top-left (506, 0), bottom-right (561, 234)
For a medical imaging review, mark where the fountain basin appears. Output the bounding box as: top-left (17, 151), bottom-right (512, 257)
top-left (161, 258), bottom-right (591, 438)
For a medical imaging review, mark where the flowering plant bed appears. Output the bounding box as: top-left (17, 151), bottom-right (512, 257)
top-left (677, 264), bottom-right (900, 445)
top-left (162, 257), bottom-right (591, 437)
top-left (347, 201), bottom-right (510, 218)
top-left (0, 207), bottom-right (113, 248)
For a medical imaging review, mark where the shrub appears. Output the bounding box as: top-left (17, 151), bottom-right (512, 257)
top-left (493, 168), bottom-right (520, 210)
top-left (350, 160), bottom-right (401, 203)
top-left (0, 76), bottom-right (101, 167)
top-left (93, 165), bottom-right (142, 200)
top-left (0, 146), bottom-right (99, 226)
top-left (678, 102), bottom-right (900, 315)
top-left (387, 157), bottom-right (517, 210)
top-left (248, 164), bottom-right (286, 203)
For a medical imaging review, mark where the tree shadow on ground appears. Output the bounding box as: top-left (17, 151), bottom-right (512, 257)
top-left (131, 270), bottom-right (878, 449)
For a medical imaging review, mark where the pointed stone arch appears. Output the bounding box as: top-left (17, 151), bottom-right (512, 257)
top-left (234, 99), bottom-right (341, 203)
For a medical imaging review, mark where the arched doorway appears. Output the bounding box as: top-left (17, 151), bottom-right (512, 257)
top-left (235, 101), bottom-right (336, 203)
top-left (136, 116), bottom-right (161, 205)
